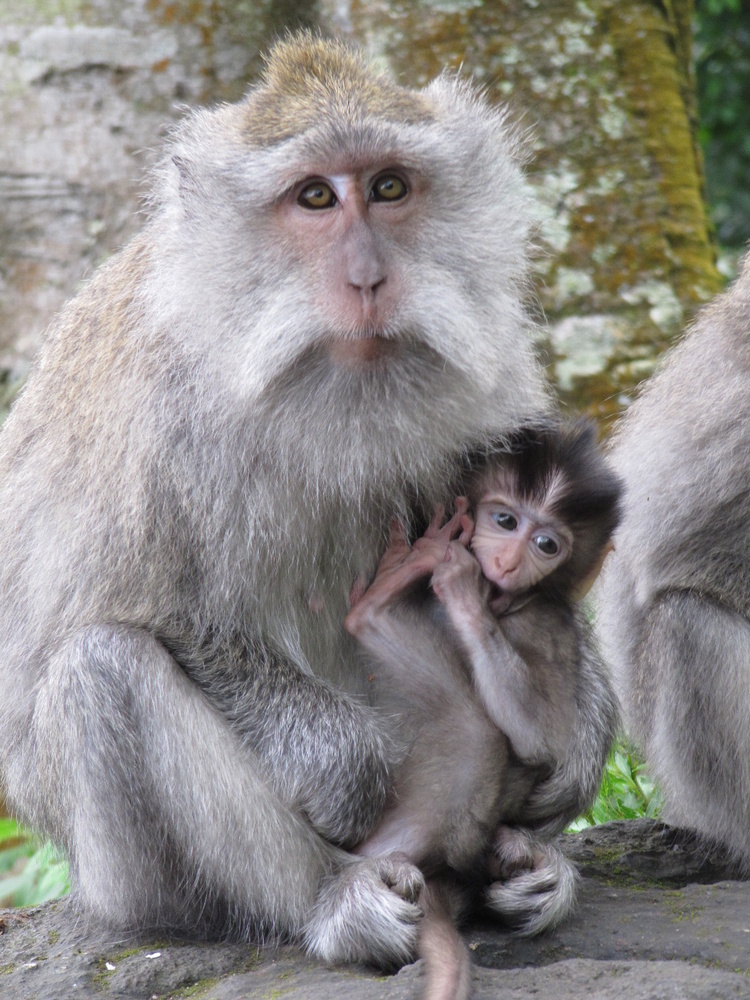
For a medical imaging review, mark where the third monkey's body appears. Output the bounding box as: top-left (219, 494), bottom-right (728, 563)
top-left (597, 255), bottom-right (750, 866)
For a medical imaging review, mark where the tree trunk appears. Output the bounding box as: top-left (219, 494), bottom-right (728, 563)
top-left (324, 0), bottom-right (721, 425)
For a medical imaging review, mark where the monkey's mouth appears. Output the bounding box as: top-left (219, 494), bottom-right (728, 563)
top-left (327, 336), bottom-right (400, 368)
top-left (488, 587), bottom-right (514, 616)
top-left (489, 585), bottom-right (535, 616)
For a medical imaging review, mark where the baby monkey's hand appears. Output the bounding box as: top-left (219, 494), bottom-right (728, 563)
top-left (412, 496), bottom-right (474, 563)
top-left (346, 499), bottom-right (474, 633)
top-left (430, 539), bottom-right (483, 605)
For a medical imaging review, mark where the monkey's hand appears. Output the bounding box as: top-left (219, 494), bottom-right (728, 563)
top-left (430, 540), bottom-right (484, 613)
top-left (303, 854), bottom-right (424, 968)
top-left (346, 502), bottom-right (472, 635)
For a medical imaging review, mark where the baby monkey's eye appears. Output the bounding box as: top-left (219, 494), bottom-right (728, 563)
top-left (535, 535), bottom-right (559, 556)
top-left (298, 182), bottom-right (337, 209)
top-left (492, 512), bottom-right (518, 531)
top-left (370, 174), bottom-right (407, 202)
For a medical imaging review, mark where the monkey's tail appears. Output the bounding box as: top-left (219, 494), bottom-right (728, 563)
top-left (418, 879), bottom-right (472, 1000)
top-left (486, 834), bottom-right (579, 937)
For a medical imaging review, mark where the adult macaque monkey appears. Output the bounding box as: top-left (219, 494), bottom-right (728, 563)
top-left (0, 32), bottom-right (556, 965)
top-left (596, 255), bottom-right (750, 867)
top-left (347, 422), bottom-right (621, 998)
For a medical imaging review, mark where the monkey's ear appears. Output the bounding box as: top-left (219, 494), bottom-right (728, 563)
top-left (572, 541), bottom-right (615, 602)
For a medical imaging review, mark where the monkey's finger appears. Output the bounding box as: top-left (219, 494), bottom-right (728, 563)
top-left (377, 520), bottom-right (411, 567)
top-left (348, 576), bottom-right (367, 608)
top-left (446, 540), bottom-right (473, 562)
top-left (439, 507), bottom-right (470, 544)
top-left (424, 505), bottom-right (446, 537)
top-left (427, 501), bottom-right (463, 539)
top-left (454, 496), bottom-right (470, 515)
top-left (375, 855), bottom-right (425, 904)
top-left (388, 517), bottom-right (410, 545)
top-left (457, 514), bottom-right (475, 546)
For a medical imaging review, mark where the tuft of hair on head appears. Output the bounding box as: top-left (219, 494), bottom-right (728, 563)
top-left (239, 30), bottom-right (434, 147)
top-left (464, 418), bottom-right (623, 596)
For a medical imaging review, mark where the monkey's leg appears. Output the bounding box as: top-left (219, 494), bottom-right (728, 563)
top-left (21, 625), bottom-right (423, 962)
top-left (636, 591), bottom-right (750, 865)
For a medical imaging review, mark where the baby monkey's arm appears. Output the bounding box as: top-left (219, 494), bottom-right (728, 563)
top-left (431, 544), bottom-right (571, 766)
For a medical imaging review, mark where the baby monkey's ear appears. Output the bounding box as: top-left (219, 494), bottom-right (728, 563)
top-left (571, 540), bottom-right (615, 602)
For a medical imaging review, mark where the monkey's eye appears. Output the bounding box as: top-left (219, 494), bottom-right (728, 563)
top-left (492, 512), bottom-right (518, 531)
top-left (298, 182), bottom-right (337, 210)
top-left (534, 535), bottom-right (559, 556)
top-left (371, 174), bottom-right (408, 203)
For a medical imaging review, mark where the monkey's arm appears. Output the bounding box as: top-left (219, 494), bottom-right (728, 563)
top-left (516, 619), bottom-right (619, 835)
top-left (431, 545), bottom-right (572, 765)
top-left (174, 638), bottom-right (392, 849)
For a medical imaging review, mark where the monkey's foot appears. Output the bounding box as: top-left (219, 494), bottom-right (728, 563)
top-left (303, 855), bottom-right (424, 968)
top-left (485, 835), bottom-right (578, 937)
top-left (489, 825), bottom-right (538, 878)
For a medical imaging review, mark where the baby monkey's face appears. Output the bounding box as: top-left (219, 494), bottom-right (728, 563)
top-left (470, 479), bottom-right (573, 595)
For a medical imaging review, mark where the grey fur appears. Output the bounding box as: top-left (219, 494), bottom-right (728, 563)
top-left (0, 35), bottom-right (552, 965)
top-left (487, 828), bottom-right (579, 936)
top-left (596, 252), bottom-right (750, 866)
top-left (352, 429), bottom-right (620, 959)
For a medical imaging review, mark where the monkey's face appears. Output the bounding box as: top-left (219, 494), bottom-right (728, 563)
top-left (155, 69), bottom-right (548, 497)
top-left (256, 125), bottom-right (532, 402)
top-left (276, 163), bottom-right (418, 361)
top-left (161, 78), bottom-right (541, 404)
top-left (470, 489), bottom-right (573, 595)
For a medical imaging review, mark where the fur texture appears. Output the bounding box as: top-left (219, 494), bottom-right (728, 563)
top-left (596, 252), bottom-right (750, 866)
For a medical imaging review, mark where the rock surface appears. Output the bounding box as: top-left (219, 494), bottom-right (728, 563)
top-left (1, 820), bottom-right (749, 1000)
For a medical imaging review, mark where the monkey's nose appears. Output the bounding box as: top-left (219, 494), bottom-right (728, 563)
top-left (495, 545), bottom-right (523, 577)
top-left (355, 279), bottom-right (386, 317)
top-left (349, 275), bottom-right (386, 300)
top-left (344, 224), bottom-right (387, 299)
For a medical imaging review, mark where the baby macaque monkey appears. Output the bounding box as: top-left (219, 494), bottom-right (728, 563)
top-left (346, 420), bottom-right (620, 999)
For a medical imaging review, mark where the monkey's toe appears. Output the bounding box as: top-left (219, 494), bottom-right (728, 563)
top-left (375, 852), bottom-right (425, 903)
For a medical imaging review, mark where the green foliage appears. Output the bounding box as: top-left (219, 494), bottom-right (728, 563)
top-left (567, 742), bottom-right (664, 832)
top-left (695, 0), bottom-right (750, 246)
top-left (0, 817), bottom-right (70, 907)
